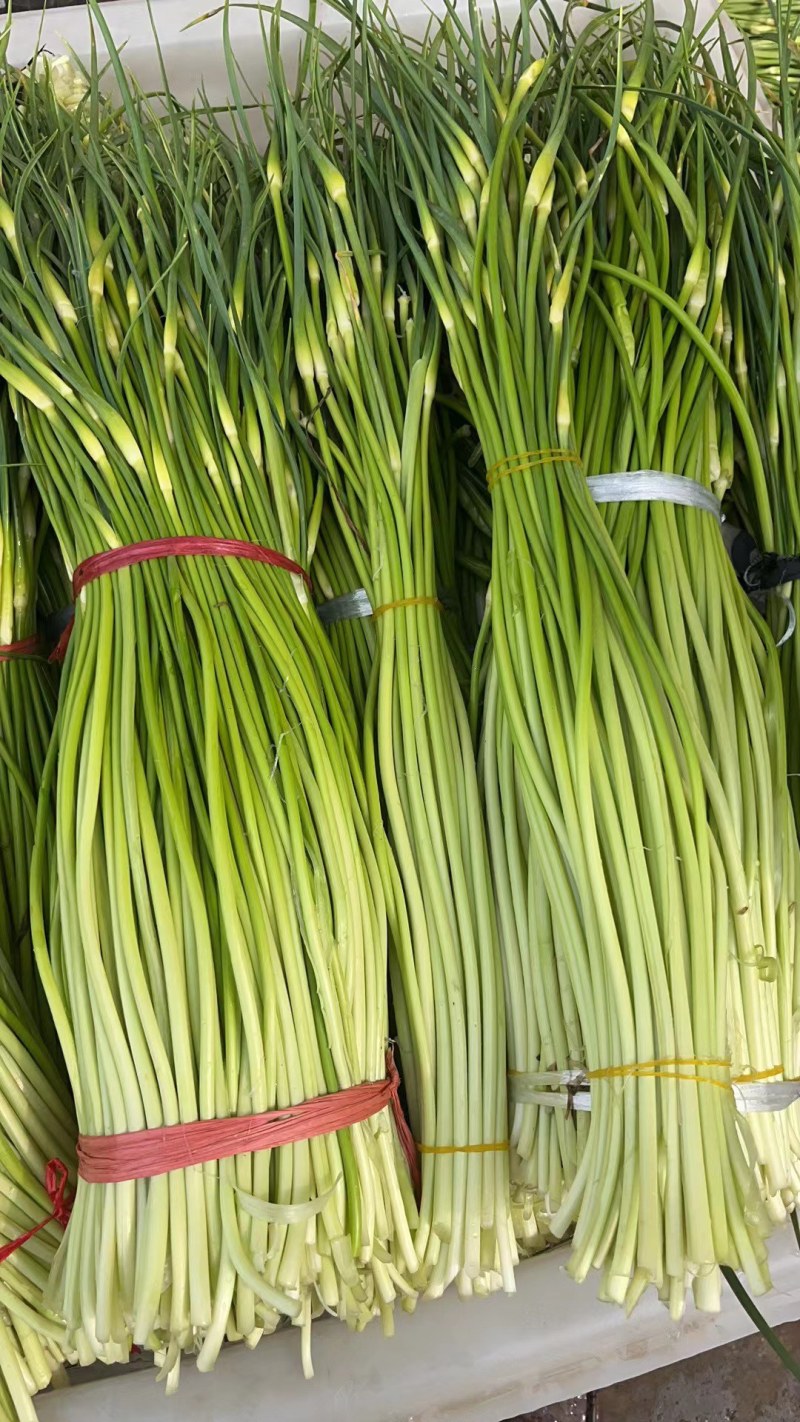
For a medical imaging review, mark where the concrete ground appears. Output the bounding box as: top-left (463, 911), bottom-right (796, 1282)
top-left (517, 1320), bottom-right (800, 1422)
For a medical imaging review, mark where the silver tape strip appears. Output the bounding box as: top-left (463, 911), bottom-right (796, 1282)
top-left (509, 1070), bottom-right (800, 1116)
top-left (317, 589), bottom-right (373, 625)
top-left (588, 471), bottom-right (722, 521)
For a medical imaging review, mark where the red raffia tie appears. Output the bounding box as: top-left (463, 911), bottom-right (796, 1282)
top-left (0, 634), bottom-right (42, 662)
top-left (0, 1159), bottom-right (73, 1265)
top-left (78, 1051), bottom-right (421, 1198)
top-left (51, 536), bottom-right (312, 663)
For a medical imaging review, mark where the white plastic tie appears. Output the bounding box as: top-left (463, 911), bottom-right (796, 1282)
top-left (587, 471), bottom-right (722, 520)
top-left (317, 589), bottom-right (373, 625)
top-left (775, 593), bottom-right (797, 650)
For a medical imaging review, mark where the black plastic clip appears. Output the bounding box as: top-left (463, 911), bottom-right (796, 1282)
top-left (722, 524), bottom-right (800, 593)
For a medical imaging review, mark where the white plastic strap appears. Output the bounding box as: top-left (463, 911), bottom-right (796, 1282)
top-left (587, 472), bottom-right (722, 521)
top-left (775, 593), bottom-right (797, 650)
top-left (509, 1069), bottom-right (800, 1116)
top-left (510, 1071), bottom-right (593, 1113)
top-left (317, 589), bottom-right (373, 625)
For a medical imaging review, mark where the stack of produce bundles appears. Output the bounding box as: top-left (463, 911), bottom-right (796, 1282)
top-left (0, 2), bottom-right (792, 1412)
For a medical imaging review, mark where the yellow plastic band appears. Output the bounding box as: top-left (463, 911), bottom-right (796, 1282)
top-left (372, 595), bottom-right (443, 619)
top-left (585, 1057), bottom-right (785, 1091)
top-left (416, 1140), bottom-right (510, 1155)
top-left (733, 1064), bottom-right (784, 1083)
top-left (486, 448), bottom-right (583, 492)
top-left (586, 1055), bottom-right (727, 1079)
top-left (508, 1061), bottom-right (788, 1100)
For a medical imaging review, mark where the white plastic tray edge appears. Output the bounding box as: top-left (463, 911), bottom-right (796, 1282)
top-left (35, 1230), bottom-right (800, 1422)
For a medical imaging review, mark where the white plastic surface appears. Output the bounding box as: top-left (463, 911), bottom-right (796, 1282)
top-left (6, 0), bottom-right (737, 94)
top-left (7, 2), bottom-right (793, 1417)
top-left (6, 0), bottom-right (466, 104)
top-left (35, 1231), bottom-right (800, 1422)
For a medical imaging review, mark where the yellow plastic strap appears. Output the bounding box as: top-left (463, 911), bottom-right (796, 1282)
top-left (584, 1057), bottom-right (784, 1090)
top-left (486, 448), bottom-right (583, 491)
top-left (416, 1140), bottom-right (509, 1155)
top-left (372, 595), bottom-right (443, 619)
top-left (733, 1065), bottom-right (784, 1083)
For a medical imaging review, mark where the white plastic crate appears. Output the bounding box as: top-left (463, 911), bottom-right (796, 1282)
top-left (6, 2), bottom-right (798, 1418)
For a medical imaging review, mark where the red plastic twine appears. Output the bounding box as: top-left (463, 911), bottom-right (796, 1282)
top-left (78, 1052), bottom-right (421, 1197)
top-left (0, 634), bottom-right (42, 662)
top-left (0, 1159), bottom-right (73, 1265)
top-left (51, 536), bottom-right (312, 662)
top-left (73, 537), bottom-right (312, 597)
